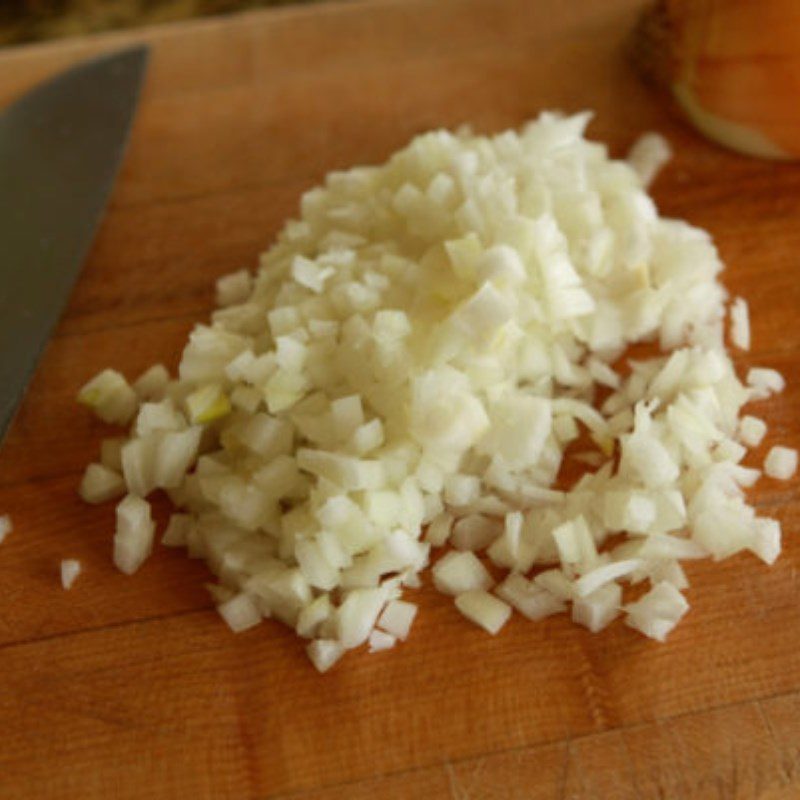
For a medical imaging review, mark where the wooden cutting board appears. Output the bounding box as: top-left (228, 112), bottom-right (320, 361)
top-left (1, 1), bottom-right (799, 797)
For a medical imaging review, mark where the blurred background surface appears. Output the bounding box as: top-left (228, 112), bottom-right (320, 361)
top-left (0, 0), bottom-right (329, 45)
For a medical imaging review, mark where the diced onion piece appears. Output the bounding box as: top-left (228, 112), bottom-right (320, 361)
top-left (0, 514), bottom-right (11, 545)
top-left (330, 395), bottom-right (364, 435)
top-left (186, 384), bottom-right (231, 424)
top-left (480, 396), bottom-right (551, 468)
top-left (738, 416), bottom-right (767, 448)
top-left (496, 573), bottom-right (565, 620)
top-left (297, 449), bottom-right (384, 491)
top-left (749, 518), bottom-right (781, 565)
top-left (455, 590), bottom-right (511, 634)
top-left (368, 629), bottom-right (397, 653)
top-left (636, 558), bottom-right (690, 590)
top-left (588, 357), bottom-right (621, 390)
top-left (553, 414), bottom-right (579, 444)
top-left (114, 495), bottom-right (155, 575)
top-left (487, 511), bottom-right (528, 570)
top-left (216, 269), bottom-right (252, 307)
top-left (296, 594), bottom-right (333, 638)
top-left (378, 600), bottom-right (418, 640)
top-left (351, 419), bottom-right (384, 454)
top-left (121, 437), bottom-right (157, 497)
top-left (534, 569), bottom-right (575, 601)
top-left (100, 437), bottom-right (125, 471)
top-left (292, 256), bottom-right (334, 293)
top-left (218, 593), bottom-right (262, 632)
top-left (432, 551), bottom-right (493, 595)
top-left (133, 364), bottom-right (170, 401)
top-left (425, 512), bottom-right (454, 546)
top-left (476, 245), bottom-right (526, 287)
top-left (730, 297), bottom-right (750, 351)
top-left (153, 427), bottom-right (202, 488)
top-left (620, 428), bottom-right (679, 488)
top-left (450, 514), bottom-right (502, 551)
top-left (296, 537), bottom-right (340, 590)
top-left (60, 559), bottom-right (81, 590)
top-left (79, 463), bottom-right (126, 504)
top-left (764, 446), bottom-right (797, 480)
top-left (573, 559), bottom-right (642, 598)
top-left (572, 581), bottom-right (621, 632)
top-left (747, 367), bottom-right (785, 399)
top-left (624, 581), bottom-right (689, 641)
top-left (246, 567), bottom-right (311, 626)
top-left (78, 369), bottom-right (138, 425)
top-left (551, 516), bottom-right (597, 569)
top-left (451, 282), bottom-right (514, 344)
top-left (444, 474), bottom-right (481, 507)
top-left (336, 587), bottom-right (386, 649)
top-left (135, 399), bottom-right (185, 437)
top-left (627, 132), bottom-right (671, 187)
top-left (603, 491), bottom-right (656, 534)
top-left (306, 639), bottom-right (344, 673)
top-left (230, 384), bottom-right (262, 413)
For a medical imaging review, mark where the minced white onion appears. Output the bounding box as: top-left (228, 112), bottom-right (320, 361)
top-left (747, 367), bottom-right (786, 399)
top-left (626, 132), bottom-right (671, 188)
top-left (764, 446), bottom-right (798, 480)
top-left (77, 112), bottom-right (792, 670)
top-left (60, 559), bottom-right (81, 590)
top-left (738, 415), bottom-right (767, 448)
top-left (730, 297), bottom-right (750, 351)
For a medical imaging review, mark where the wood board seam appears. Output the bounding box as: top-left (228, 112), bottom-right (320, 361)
top-left (0, 605), bottom-right (210, 655)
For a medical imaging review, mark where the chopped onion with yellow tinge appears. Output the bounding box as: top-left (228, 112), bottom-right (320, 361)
top-left (76, 112), bottom-right (792, 671)
top-left (78, 369), bottom-right (138, 425)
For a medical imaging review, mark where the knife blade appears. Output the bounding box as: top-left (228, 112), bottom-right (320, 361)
top-left (0, 45), bottom-right (148, 441)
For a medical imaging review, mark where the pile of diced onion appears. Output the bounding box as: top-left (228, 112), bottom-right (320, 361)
top-left (77, 112), bottom-right (796, 672)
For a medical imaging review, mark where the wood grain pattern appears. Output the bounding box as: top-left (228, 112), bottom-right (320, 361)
top-left (1, 0), bottom-right (799, 797)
